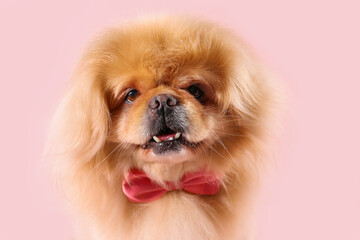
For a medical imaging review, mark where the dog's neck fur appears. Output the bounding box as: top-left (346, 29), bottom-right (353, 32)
top-left (126, 193), bottom-right (221, 240)
top-left (75, 165), bottom-right (255, 240)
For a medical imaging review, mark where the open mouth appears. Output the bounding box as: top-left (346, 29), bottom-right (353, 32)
top-left (140, 127), bottom-right (199, 154)
top-left (152, 131), bottom-right (181, 143)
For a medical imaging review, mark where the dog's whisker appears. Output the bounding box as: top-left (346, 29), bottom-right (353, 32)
top-left (115, 141), bottom-right (134, 161)
top-left (198, 141), bottom-right (212, 169)
top-left (93, 138), bottom-right (129, 169)
top-left (200, 113), bottom-right (244, 119)
top-left (214, 119), bottom-right (243, 123)
top-left (210, 129), bottom-right (237, 165)
top-left (212, 130), bottom-right (245, 137)
top-left (201, 140), bottom-right (229, 162)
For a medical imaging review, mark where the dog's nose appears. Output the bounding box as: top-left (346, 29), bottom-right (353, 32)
top-left (147, 94), bottom-right (187, 135)
top-left (149, 94), bottom-right (178, 110)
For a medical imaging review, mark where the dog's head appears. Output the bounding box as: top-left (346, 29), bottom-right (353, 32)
top-left (52, 17), bottom-right (276, 183)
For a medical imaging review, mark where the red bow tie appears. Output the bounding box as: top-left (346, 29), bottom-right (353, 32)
top-left (122, 169), bottom-right (222, 203)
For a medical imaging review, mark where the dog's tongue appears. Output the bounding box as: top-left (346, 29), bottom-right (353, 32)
top-left (157, 133), bottom-right (176, 141)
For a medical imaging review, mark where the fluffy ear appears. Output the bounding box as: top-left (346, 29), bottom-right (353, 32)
top-left (228, 44), bottom-right (279, 130)
top-left (224, 42), bottom-right (283, 177)
top-left (48, 54), bottom-right (110, 162)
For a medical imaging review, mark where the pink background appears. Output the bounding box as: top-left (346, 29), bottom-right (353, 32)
top-left (1, 0), bottom-right (359, 239)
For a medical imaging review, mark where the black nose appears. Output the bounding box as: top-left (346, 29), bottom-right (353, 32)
top-left (147, 94), bottom-right (187, 135)
top-left (149, 94), bottom-right (178, 110)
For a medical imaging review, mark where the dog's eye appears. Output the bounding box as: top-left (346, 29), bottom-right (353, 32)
top-left (125, 89), bottom-right (139, 104)
top-left (187, 85), bottom-right (203, 100)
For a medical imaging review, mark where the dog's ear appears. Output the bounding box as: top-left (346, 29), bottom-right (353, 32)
top-left (227, 45), bottom-right (277, 129)
top-left (49, 53), bottom-right (110, 161)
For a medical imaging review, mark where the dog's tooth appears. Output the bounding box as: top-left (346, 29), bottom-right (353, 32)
top-left (168, 137), bottom-right (174, 141)
top-left (175, 132), bottom-right (181, 139)
top-left (153, 136), bottom-right (162, 143)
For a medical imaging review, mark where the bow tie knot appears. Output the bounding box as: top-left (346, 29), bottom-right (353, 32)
top-left (122, 169), bottom-right (222, 203)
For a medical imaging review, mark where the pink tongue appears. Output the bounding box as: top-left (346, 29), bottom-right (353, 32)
top-left (157, 133), bottom-right (176, 141)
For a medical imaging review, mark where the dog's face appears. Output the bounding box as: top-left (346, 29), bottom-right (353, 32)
top-left (106, 67), bottom-right (235, 166)
top-left (108, 77), bottom-right (220, 164)
top-left (57, 17), bottom-right (271, 183)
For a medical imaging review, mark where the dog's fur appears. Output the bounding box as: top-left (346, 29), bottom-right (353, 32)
top-left (48, 16), bottom-right (279, 240)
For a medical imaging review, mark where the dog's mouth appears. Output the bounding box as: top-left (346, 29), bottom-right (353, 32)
top-left (140, 127), bottom-right (199, 155)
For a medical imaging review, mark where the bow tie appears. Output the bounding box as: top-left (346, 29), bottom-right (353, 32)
top-left (122, 169), bottom-right (222, 203)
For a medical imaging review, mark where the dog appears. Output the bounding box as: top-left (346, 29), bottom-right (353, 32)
top-left (48, 16), bottom-right (280, 240)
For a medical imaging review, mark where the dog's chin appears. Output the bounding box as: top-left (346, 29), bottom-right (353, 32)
top-left (138, 147), bottom-right (193, 164)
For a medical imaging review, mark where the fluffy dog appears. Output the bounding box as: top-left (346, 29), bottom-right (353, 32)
top-left (49, 16), bottom-right (279, 240)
